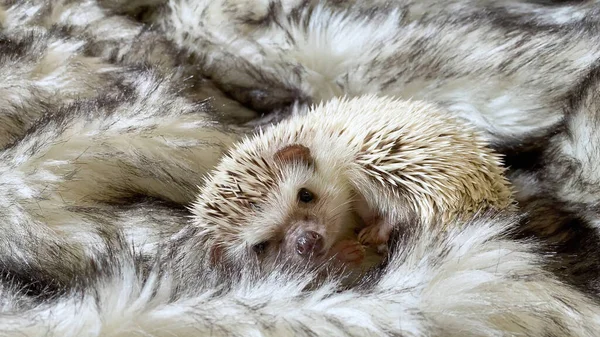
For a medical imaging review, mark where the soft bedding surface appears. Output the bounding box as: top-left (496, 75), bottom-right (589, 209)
top-left (2, 0), bottom-right (600, 336)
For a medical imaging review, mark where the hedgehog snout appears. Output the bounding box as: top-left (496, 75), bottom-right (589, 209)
top-left (296, 230), bottom-right (324, 256)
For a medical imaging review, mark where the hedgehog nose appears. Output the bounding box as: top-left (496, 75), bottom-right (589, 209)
top-left (296, 231), bottom-right (324, 256)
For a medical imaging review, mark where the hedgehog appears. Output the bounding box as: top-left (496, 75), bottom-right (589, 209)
top-left (191, 95), bottom-right (514, 270)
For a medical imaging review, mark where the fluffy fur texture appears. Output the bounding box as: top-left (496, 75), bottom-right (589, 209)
top-left (0, 0), bottom-right (251, 294)
top-left (2, 0), bottom-right (600, 336)
top-left (6, 213), bottom-right (600, 337)
top-left (161, 0), bottom-right (600, 144)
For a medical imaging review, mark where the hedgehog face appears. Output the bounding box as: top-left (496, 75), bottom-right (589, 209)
top-left (243, 144), bottom-right (356, 267)
top-left (196, 143), bottom-right (356, 269)
top-left (245, 145), bottom-right (355, 267)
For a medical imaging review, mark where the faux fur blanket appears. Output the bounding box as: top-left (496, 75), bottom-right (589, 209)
top-left (2, 0), bottom-right (600, 336)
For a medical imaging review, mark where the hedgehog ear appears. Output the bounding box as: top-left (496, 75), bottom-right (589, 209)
top-left (274, 144), bottom-right (314, 167)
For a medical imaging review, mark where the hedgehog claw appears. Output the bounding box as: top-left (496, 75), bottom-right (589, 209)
top-left (358, 220), bottom-right (392, 249)
top-left (330, 240), bottom-right (365, 266)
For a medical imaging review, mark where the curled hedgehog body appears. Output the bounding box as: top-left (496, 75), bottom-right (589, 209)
top-left (192, 95), bottom-right (513, 269)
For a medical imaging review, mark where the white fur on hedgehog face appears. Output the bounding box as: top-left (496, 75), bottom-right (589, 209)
top-left (239, 158), bottom-right (355, 266)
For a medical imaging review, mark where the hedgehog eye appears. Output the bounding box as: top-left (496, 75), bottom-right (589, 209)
top-left (297, 188), bottom-right (315, 203)
top-left (252, 241), bottom-right (269, 255)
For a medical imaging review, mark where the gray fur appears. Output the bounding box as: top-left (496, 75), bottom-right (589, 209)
top-left (160, 0), bottom-right (600, 145)
top-left (0, 0), bottom-right (248, 293)
top-left (2, 0), bottom-right (600, 336)
top-left (4, 212), bottom-right (600, 337)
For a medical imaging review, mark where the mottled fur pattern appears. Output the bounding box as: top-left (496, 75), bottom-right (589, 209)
top-left (0, 0), bottom-right (248, 295)
top-left (2, 0), bottom-right (600, 336)
top-left (161, 0), bottom-right (600, 145)
top-left (5, 213), bottom-right (600, 337)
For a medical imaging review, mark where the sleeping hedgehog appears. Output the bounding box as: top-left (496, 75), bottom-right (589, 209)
top-left (191, 95), bottom-right (513, 270)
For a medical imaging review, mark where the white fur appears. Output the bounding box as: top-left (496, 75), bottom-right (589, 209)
top-left (2, 214), bottom-right (600, 337)
top-left (163, 0), bottom-right (600, 143)
top-left (3, 1), bottom-right (600, 336)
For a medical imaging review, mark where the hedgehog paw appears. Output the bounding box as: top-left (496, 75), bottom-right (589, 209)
top-left (330, 240), bottom-right (365, 266)
top-left (358, 220), bottom-right (392, 249)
